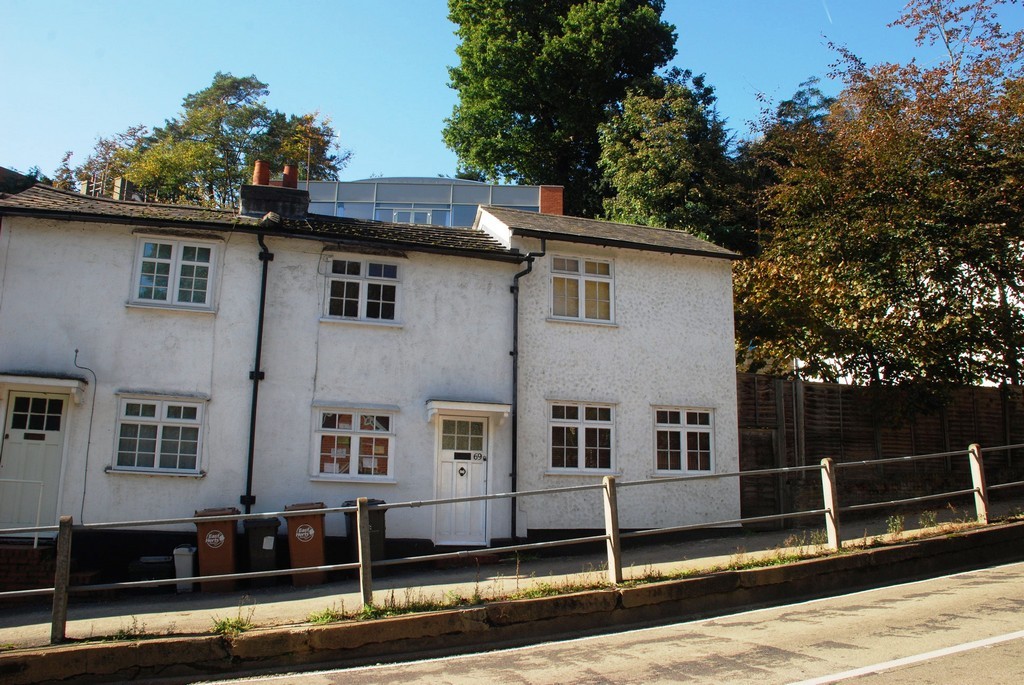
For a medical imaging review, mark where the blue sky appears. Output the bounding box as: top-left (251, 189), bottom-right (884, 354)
top-left (1, 1), bottom-right (1020, 181)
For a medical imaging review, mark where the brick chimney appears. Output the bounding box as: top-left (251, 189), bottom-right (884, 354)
top-left (240, 160), bottom-right (309, 219)
top-left (282, 164), bottom-right (298, 189)
top-left (539, 186), bottom-right (564, 215)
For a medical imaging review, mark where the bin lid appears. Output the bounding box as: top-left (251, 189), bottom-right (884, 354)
top-left (195, 507), bottom-right (241, 517)
top-left (342, 499), bottom-right (386, 506)
top-left (284, 501), bottom-right (326, 512)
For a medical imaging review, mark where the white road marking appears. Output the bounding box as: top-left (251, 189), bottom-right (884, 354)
top-left (788, 629), bottom-right (1024, 685)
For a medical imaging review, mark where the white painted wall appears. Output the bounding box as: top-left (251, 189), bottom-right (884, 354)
top-left (0, 212), bottom-right (738, 542)
top-left (512, 237), bottom-right (740, 532)
top-left (0, 217), bottom-right (515, 539)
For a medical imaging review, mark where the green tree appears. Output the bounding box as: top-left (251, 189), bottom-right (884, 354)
top-left (51, 151), bottom-right (78, 192)
top-left (599, 70), bottom-right (752, 252)
top-left (76, 73), bottom-right (348, 207)
top-left (75, 125), bottom-right (149, 197)
top-left (736, 0), bottom-right (1024, 389)
top-left (444, 0), bottom-right (676, 217)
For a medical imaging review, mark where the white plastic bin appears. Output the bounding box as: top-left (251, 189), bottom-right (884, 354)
top-left (173, 544), bottom-right (198, 593)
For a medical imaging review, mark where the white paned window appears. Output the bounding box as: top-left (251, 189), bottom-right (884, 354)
top-left (114, 398), bottom-right (203, 474)
top-left (325, 258), bottom-right (399, 322)
top-left (549, 402), bottom-right (614, 471)
top-left (655, 409), bottom-right (714, 473)
top-left (132, 238), bottom-right (215, 309)
top-left (316, 410), bottom-right (395, 479)
top-left (550, 256), bottom-right (613, 322)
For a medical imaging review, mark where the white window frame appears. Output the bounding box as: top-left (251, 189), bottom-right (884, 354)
top-left (313, 408), bottom-right (396, 481)
top-left (323, 256), bottom-right (401, 323)
top-left (130, 237), bottom-right (217, 310)
top-left (653, 408), bottom-right (714, 475)
top-left (113, 396), bottom-right (204, 475)
top-left (548, 401), bottom-right (615, 473)
top-left (549, 255), bottom-right (614, 323)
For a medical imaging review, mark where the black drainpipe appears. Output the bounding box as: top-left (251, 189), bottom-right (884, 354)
top-left (242, 233), bottom-right (273, 514)
top-left (509, 238), bottom-right (546, 540)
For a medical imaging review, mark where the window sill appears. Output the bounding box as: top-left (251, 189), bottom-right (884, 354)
top-left (310, 475), bottom-right (397, 484)
top-left (545, 317), bottom-right (618, 328)
top-left (651, 470), bottom-right (714, 478)
top-left (105, 466), bottom-right (206, 478)
top-left (544, 469), bottom-right (621, 478)
top-left (319, 317), bottom-right (403, 329)
top-left (126, 301), bottom-right (216, 315)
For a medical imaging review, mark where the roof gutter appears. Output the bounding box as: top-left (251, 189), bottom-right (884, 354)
top-left (509, 238), bottom-right (546, 541)
top-left (510, 228), bottom-right (741, 261)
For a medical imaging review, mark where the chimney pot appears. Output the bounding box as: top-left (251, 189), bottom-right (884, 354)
top-left (283, 164), bottom-right (298, 189)
top-left (253, 160), bottom-right (270, 186)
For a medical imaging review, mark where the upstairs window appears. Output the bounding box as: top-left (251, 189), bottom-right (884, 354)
top-left (316, 410), bottom-right (395, 479)
top-left (132, 239), bottom-right (215, 309)
top-left (655, 409), bottom-right (714, 474)
top-left (550, 256), bottom-right (613, 322)
top-left (325, 258), bottom-right (399, 322)
top-left (549, 402), bottom-right (614, 472)
top-left (114, 397), bottom-right (203, 474)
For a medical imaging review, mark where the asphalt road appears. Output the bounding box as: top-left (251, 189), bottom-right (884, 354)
top-left (194, 560), bottom-right (1024, 685)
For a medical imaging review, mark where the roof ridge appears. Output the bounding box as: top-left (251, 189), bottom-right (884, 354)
top-left (18, 183), bottom-right (238, 215)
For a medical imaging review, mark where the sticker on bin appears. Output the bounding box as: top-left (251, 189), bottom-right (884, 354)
top-left (294, 524), bottom-right (316, 543)
top-left (205, 530), bottom-right (226, 548)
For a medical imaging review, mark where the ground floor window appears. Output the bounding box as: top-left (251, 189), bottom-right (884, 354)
top-left (316, 409), bottom-right (394, 479)
top-left (655, 408), bottom-right (713, 473)
top-left (114, 397), bottom-right (203, 473)
top-left (549, 402), bottom-right (614, 471)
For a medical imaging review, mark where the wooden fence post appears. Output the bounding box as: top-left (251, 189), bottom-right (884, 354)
top-left (967, 443), bottom-right (990, 524)
top-left (51, 515), bottom-right (73, 645)
top-left (820, 458), bottom-right (841, 551)
top-left (603, 476), bottom-right (623, 584)
top-left (356, 497), bottom-right (374, 607)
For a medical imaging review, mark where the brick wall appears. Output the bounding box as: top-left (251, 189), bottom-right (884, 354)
top-left (0, 544), bottom-right (56, 592)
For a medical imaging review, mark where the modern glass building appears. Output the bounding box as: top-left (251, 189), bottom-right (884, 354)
top-left (305, 177), bottom-right (564, 226)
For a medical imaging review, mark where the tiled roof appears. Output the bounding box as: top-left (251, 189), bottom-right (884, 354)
top-left (277, 214), bottom-right (518, 258)
top-left (0, 185), bottom-right (520, 261)
top-left (0, 184), bottom-right (249, 226)
top-left (481, 206), bottom-right (739, 260)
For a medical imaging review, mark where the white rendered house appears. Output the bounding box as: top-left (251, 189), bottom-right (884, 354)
top-left (0, 176), bottom-right (739, 547)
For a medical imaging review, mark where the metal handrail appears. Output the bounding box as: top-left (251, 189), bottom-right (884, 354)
top-left (2, 440), bottom-right (1016, 628)
top-left (840, 487), bottom-right (979, 513)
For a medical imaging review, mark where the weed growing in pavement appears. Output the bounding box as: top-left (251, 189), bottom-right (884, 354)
top-left (886, 515), bottom-right (905, 537)
top-left (918, 510), bottom-right (939, 529)
top-left (307, 603), bottom-right (346, 625)
top-left (109, 616), bottom-right (149, 641)
top-left (212, 601), bottom-right (256, 636)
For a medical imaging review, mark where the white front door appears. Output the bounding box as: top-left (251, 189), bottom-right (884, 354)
top-left (0, 392), bottom-right (68, 531)
top-left (435, 417), bottom-right (488, 545)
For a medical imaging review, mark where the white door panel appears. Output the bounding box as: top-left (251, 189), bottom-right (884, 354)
top-left (0, 392), bottom-right (68, 531)
top-left (436, 417), bottom-right (488, 545)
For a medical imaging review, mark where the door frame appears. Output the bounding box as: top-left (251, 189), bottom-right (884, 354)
top-left (433, 413), bottom-right (490, 545)
top-left (0, 377), bottom-right (83, 534)
top-left (425, 400), bottom-right (510, 547)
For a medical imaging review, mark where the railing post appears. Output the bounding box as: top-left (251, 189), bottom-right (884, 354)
top-left (967, 443), bottom-right (990, 524)
top-left (356, 497), bottom-right (373, 607)
top-left (602, 476), bottom-right (623, 584)
top-left (51, 515), bottom-right (73, 645)
top-left (820, 458), bottom-right (841, 550)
